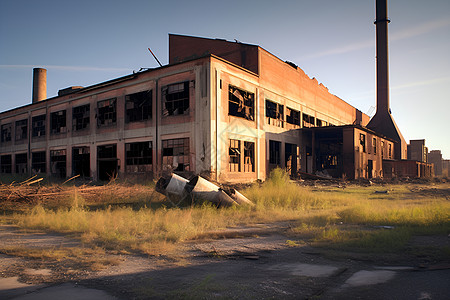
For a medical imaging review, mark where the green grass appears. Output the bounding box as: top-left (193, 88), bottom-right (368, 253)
top-left (2, 169), bottom-right (449, 261)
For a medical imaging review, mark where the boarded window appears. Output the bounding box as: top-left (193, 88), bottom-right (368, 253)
top-left (126, 90), bottom-right (152, 122)
top-left (15, 153), bottom-right (27, 174)
top-left (50, 110), bottom-right (67, 134)
top-left (302, 113), bottom-right (315, 128)
top-left (50, 149), bottom-right (66, 178)
top-left (229, 139), bottom-right (241, 172)
top-left (97, 98), bottom-right (117, 127)
top-left (32, 115), bottom-right (46, 137)
top-left (162, 138), bottom-right (190, 171)
top-left (0, 155), bottom-right (12, 173)
top-left (269, 140), bottom-right (281, 165)
top-left (125, 141), bottom-right (153, 173)
top-left (360, 133), bottom-right (366, 153)
top-left (266, 100), bottom-right (284, 127)
top-left (162, 82), bottom-right (189, 116)
top-left (32, 151), bottom-right (46, 173)
top-left (244, 141), bottom-right (255, 172)
top-left (228, 86), bottom-right (254, 121)
top-left (72, 104), bottom-right (90, 131)
top-left (15, 119), bottom-right (28, 141)
top-left (286, 107), bottom-right (300, 126)
top-left (1, 123), bottom-right (12, 142)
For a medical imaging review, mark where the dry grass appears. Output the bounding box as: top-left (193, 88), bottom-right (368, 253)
top-left (1, 170), bottom-right (449, 260)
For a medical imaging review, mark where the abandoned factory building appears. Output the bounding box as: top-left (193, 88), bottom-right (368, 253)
top-left (0, 34), bottom-right (399, 182)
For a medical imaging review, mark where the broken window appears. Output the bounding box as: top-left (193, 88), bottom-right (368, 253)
top-left (50, 149), bottom-right (66, 178)
top-left (126, 90), bottom-right (152, 122)
top-left (388, 144), bottom-right (392, 158)
top-left (360, 133), bottom-right (366, 153)
top-left (228, 86), bottom-right (254, 121)
top-left (32, 115), bottom-right (46, 137)
top-left (1, 123), bottom-right (12, 142)
top-left (320, 155), bottom-right (338, 169)
top-left (0, 155), bottom-right (12, 173)
top-left (244, 141), bottom-right (255, 172)
top-left (50, 110), bottom-right (67, 134)
top-left (15, 119), bottom-right (28, 141)
top-left (229, 139), bottom-right (241, 172)
top-left (266, 100), bottom-right (284, 127)
top-left (286, 107), bottom-right (300, 126)
top-left (32, 151), bottom-right (46, 173)
top-left (269, 140), bottom-right (281, 165)
top-left (316, 119), bottom-right (327, 127)
top-left (162, 82), bottom-right (189, 116)
top-left (381, 141), bottom-right (385, 158)
top-left (125, 141), bottom-right (153, 173)
top-left (72, 147), bottom-right (90, 177)
top-left (15, 153), bottom-right (27, 174)
top-left (373, 138), bottom-right (377, 154)
top-left (302, 113), bottom-right (315, 128)
top-left (97, 98), bottom-right (116, 127)
top-left (72, 104), bottom-right (90, 131)
top-left (162, 138), bottom-right (190, 172)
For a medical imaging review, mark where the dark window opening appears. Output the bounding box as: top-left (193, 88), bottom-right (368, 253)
top-left (32, 115), bottom-right (46, 137)
top-left (269, 140), bottom-right (281, 165)
top-left (97, 144), bottom-right (117, 181)
top-left (360, 133), bottom-right (366, 153)
top-left (72, 104), bottom-right (90, 131)
top-left (286, 107), bottom-right (300, 126)
top-left (1, 155), bottom-right (12, 173)
top-left (15, 153), bottom-right (27, 174)
top-left (302, 113), bottom-right (315, 128)
top-left (228, 86), bottom-right (254, 121)
top-left (229, 139), bottom-right (241, 172)
top-left (1, 123), bottom-right (12, 142)
top-left (162, 82), bottom-right (189, 116)
top-left (162, 138), bottom-right (190, 172)
top-left (381, 141), bottom-right (385, 158)
top-left (125, 141), bottom-right (153, 173)
top-left (316, 119), bottom-right (327, 127)
top-left (126, 90), bottom-right (152, 122)
top-left (72, 147), bottom-right (90, 177)
top-left (373, 137), bottom-right (377, 154)
top-left (50, 149), bottom-right (66, 178)
top-left (97, 98), bottom-right (117, 127)
top-left (15, 119), bottom-right (28, 141)
top-left (32, 151), bottom-right (46, 173)
top-left (50, 110), bottom-right (67, 134)
top-left (266, 100), bottom-right (284, 127)
top-left (388, 144), bottom-right (392, 158)
top-left (244, 141), bottom-right (255, 173)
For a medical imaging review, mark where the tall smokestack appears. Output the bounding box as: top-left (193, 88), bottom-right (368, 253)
top-left (367, 0), bottom-right (407, 160)
top-left (32, 68), bottom-right (47, 103)
top-left (375, 0), bottom-right (390, 114)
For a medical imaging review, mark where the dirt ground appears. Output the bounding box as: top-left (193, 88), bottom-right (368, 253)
top-left (1, 222), bottom-right (449, 300)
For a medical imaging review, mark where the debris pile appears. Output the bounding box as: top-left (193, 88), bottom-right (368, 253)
top-left (155, 173), bottom-right (253, 207)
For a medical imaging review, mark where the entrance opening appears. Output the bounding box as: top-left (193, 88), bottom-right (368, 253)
top-left (73, 147), bottom-right (90, 177)
top-left (285, 143), bottom-right (297, 176)
top-left (368, 159), bottom-right (373, 179)
top-left (97, 144), bottom-right (117, 181)
top-left (50, 149), bottom-right (66, 178)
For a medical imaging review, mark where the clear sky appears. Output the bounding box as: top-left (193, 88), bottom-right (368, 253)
top-left (1, 0), bottom-right (449, 158)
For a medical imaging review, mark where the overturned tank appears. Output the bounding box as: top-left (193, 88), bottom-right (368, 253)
top-left (155, 173), bottom-right (252, 207)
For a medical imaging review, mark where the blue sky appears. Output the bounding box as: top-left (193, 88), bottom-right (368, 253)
top-left (1, 0), bottom-right (449, 158)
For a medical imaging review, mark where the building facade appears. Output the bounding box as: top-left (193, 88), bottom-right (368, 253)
top-left (1, 35), bottom-right (400, 182)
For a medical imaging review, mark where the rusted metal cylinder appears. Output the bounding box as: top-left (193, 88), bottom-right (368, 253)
top-left (188, 176), bottom-right (237, 207)
top-left (32, 68), bottom-right (47, 103)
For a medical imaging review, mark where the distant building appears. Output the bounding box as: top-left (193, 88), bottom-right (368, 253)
top-left (429, 150), bottom-right (443, 176)
top-left (407, 139), bottom-right (428, 163)
top-left (443, 160), bottom-right (449, 177)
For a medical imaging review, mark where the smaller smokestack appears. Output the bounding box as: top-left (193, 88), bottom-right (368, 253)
top-left (32, 68), bottom-right (47, 103)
